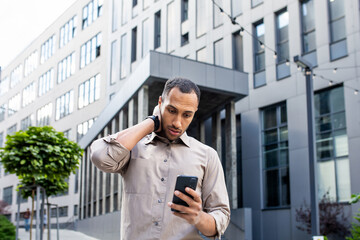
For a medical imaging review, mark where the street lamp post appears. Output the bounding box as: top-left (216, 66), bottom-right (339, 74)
top-left (293, 55), bottom-right (320, 236)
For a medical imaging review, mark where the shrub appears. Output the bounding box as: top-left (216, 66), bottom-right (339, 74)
top-left (296, 192), bottom-right (351, 238)
top-left (0, 215), bottom-right (16, 240)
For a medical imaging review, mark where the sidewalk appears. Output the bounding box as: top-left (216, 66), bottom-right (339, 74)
top-left (18, 228), bottom-right (99, 240)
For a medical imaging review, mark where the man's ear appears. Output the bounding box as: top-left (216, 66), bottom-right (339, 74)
top-left (158, 96), bottom-right (162, 106)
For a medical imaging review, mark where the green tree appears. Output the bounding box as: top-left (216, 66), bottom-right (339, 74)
top-left (347, 194), bottom-right (360, 240)
top-left (0, 215), bottom-right (16, 240)
top-left (0, 126), bottom-right (83, 240)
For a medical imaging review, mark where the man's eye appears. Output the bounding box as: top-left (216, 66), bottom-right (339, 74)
top-left (168, 109), bottom-right (176, 113)
top-left (184, 114), bottom-right (192, 118)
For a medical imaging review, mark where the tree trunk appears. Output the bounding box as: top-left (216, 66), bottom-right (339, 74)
top-left (30, 189), bottom-right (35, 240)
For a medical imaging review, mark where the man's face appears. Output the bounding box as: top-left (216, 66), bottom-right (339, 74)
top-left (158, 87), bottom-right (198, 141)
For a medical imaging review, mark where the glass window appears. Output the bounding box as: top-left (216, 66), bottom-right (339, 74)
top-left (39, 69), bottom-right (54, 96)
top-left (252, 0), bottom-right (263, 7)
top-left (60, 16), bottom-right (77, 48)
top-left (80, 33), bottom-right (101, 69)
top-left (181, 0), bottom-right (189, 22)
top-left (315, 86), bottom-right (350, 202)
top-left (254, 21), bottom-right (265, 72)
top-left (3, 186), bottom-right (13, 205)
top-left (213, 0), bottom-right (223, 28)
top-left (253, 20), bottom-right (266, 87)
top-left (8, 93), bottom-right (21, 116)
top-left (167, 1), bottom-right (176, 52)
top-left (40, 35), bottom-right (56, 64)
top-left (196, 0), bottom-right (208, 37)
top-left (154, 11), bottom-right (161, 49)
top-left (56, 90), bottom-right (74, 120)
top-left (131, 27), bottom-right (137, 63)
top-left (7, 124), bottom-right (17, 135)
top-left (196, 47), bottom-right (207, 63)
top-left (37, 103), bottom-right (52, 126)
top-left (232, 0), bottom-right (241, 17)
top-left (122, 0), bottom-right (130, 25)
top-left (120, 34), bottom-right (127, 79)
top-left (143, 0), bottom-right (150, 9)
top-left (0, 104), bottom-right (6, 122)
top-left (301, 0), bottom-right (316, 54)
top-left (142, 18), bottom-right (150, 57)
top-left (22, 82), bottom-right (36, 107)
top-left (110, 41), bottom-right (118, 85)
top-left (112, 0), bottom-right (118, 32)
top-left (82, 0), bottom-right (102, 29)
top-left (78, 74), bottom-right (101, 109)
top-left (214, 39), bottom-right (224, 67)
top-left (328, 0), bottom-right (347, 60)
top-left (276, 10), bottom-right (289, 63)
top-left (21, 114), bottom-right (34, 130)
top-left (0, 76), bottom-right (9, 96)
top-left (10, 64), bottom-right (23, 88)
top-left (232, 31), bottom-right (243, 71)
top-left (262, 102), bottom-right (290, 208)
top-left (77, 117), bottom-right (97, 141)
top-left (24, 51), bottom-right (38, 77)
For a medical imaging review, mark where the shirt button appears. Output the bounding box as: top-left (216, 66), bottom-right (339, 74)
top-left (164, 159), bottom-right (167, 162)
top-left (154, 221), bottom-right (159, 226)
top-left (161, 178), bottom-right (164, 182)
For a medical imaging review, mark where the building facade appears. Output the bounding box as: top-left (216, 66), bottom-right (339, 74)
top-left (1, 0), bottom-right (360, 239)
top-left (0, 0), bottom-right (109, 228)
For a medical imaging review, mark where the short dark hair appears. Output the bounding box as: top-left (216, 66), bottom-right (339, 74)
top-left (161, 77), bottom-right (201, 103)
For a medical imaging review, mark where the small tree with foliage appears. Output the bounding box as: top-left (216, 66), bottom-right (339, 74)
top-left (296, 191), bottom-right (351, 239)
top-left (0, 126), bottom-right (83, 239)
top-left (0, 215), bottom-right (16, 240)
top-left (347, 194), bottom-right (360, 240)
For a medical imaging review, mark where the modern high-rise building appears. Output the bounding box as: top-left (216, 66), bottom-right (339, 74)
top-left (1, 0), bottom-right (359, 239)
top-left (0, 0), bottom-right (108, 229)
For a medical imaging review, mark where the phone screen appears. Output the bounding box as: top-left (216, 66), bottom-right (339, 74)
top-left (171, 175), bottom-right (198, 212)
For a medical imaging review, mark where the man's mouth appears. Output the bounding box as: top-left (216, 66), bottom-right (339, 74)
top-left (168, 128), bottom-right (181, 136)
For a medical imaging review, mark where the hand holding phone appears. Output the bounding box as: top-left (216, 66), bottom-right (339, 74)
top-left (171, 175), bottom-right (198, 212)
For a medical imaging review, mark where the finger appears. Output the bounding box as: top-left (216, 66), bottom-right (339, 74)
top-left (167, 202), bottom-right (191, 214)
top-left (185, 188), bottom-right (201, 203)
top-left (174, 190), bottom-right (194, 206)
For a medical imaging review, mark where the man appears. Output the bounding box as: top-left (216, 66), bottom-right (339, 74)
top-left (91, 78), bottom-right (230, 239)
top-left (24, 208), bottom-right (30, 231)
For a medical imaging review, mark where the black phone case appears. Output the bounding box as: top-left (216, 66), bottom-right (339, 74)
top-left (171, 175), bottom-right (198, 212)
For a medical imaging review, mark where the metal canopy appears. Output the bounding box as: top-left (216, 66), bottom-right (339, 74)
top-left (79, 51), bottom-right (248, 148)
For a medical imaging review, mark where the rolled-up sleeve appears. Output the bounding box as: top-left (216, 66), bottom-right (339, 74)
top-left (90, 133), bottom-right (131, 174)
top-left (202, 147), bottom-right (231, 239)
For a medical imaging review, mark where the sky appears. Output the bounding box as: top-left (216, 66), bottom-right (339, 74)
top-left (0, 0), bottom-right (77, 69)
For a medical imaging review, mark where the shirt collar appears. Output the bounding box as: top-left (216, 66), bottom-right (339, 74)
top-left (144, 132), bottom-right (190, 147)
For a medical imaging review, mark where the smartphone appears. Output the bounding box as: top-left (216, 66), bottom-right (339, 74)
top-left (171, 175), bottom-right (198, 212)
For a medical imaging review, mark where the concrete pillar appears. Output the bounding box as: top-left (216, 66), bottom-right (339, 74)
top-left (117, 110), bottom-right (124, 210)
top-left (212, 111), bottom-right (222, 158)
top-left (199, 121), bottom-right (205, 143)
top-left (128, 99), bottom-right (134, 127)
top-left (90, 145), bottom-right (95, 217)
top-left (137, 85), bottom-right (149, 122)
top-left (85, 147), bottom-right (91, 218)
top-left (225, 101), bottom-right (238, 209)
top-left (95, 134), bottom-right (101, 216)
top-left (109, 118), bottom-right (116, 213)
top-left (102, 127), bottom-right (108, 214)
top-left (80, 152), bottom-right (86, 219)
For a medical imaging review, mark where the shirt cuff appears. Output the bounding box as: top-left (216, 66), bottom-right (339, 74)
top-left (208, 210), bottom-right (230, 239)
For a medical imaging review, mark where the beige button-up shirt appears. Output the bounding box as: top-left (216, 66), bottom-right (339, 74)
top-left (91, 131), bottom-right (230, 240)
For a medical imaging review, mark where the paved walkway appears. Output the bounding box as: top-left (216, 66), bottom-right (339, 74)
top-left (18, 228), bottom-right (99, 240)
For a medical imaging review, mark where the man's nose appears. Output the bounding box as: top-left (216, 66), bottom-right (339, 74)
top-left (173, 115), bottom-right (181, 129)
